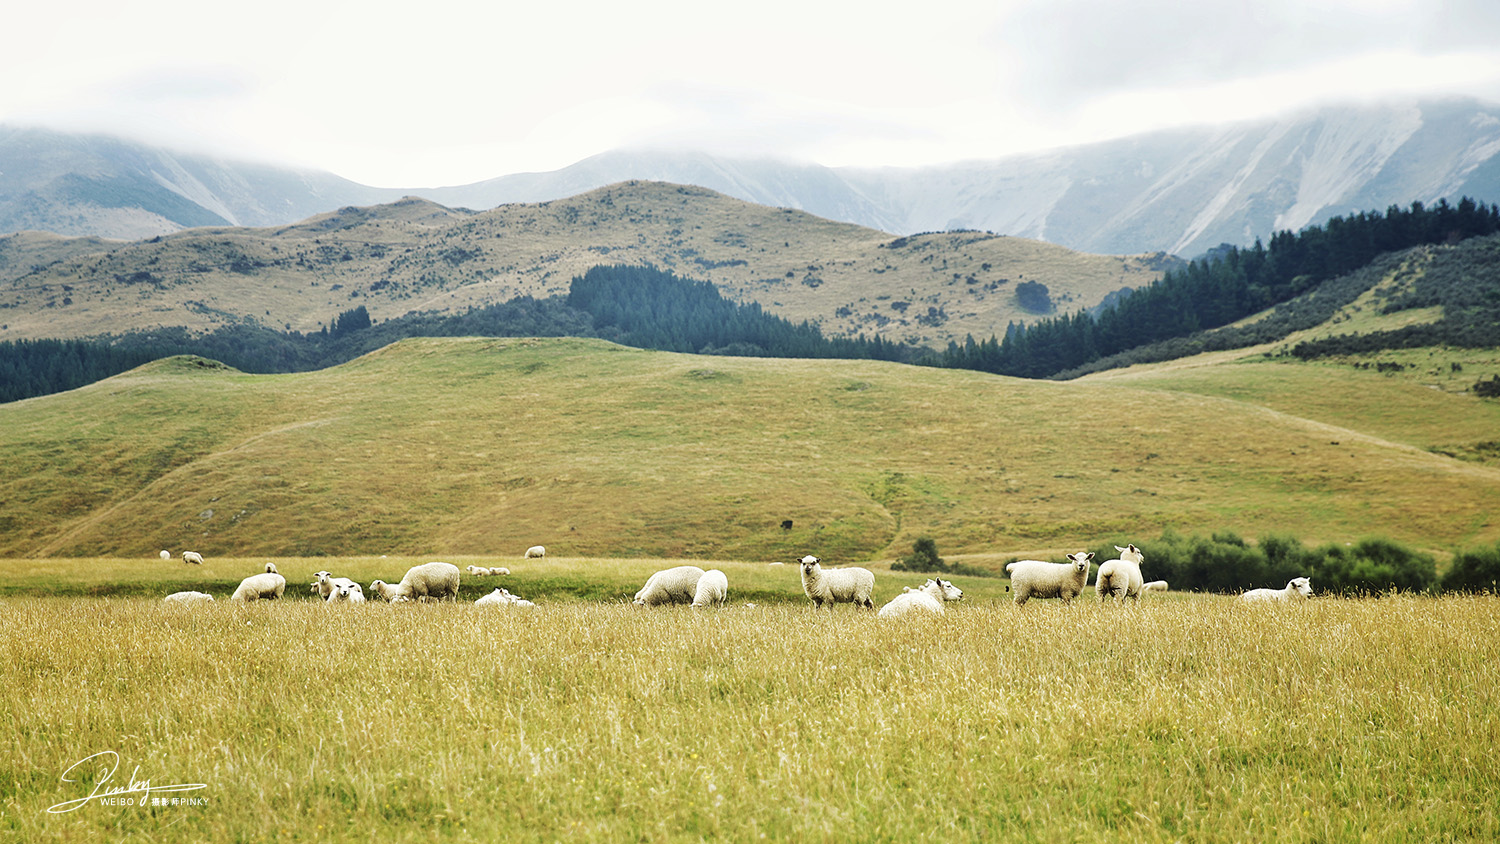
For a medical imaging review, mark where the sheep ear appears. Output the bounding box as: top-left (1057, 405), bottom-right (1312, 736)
top-left (1086, 552), bottom-right (1095, 561)
top-left (1115, 545), bottom-right (1127, 553)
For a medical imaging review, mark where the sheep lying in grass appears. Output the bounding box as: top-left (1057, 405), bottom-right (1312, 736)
top-left (370, 562), bottom-right (461, 603)
top-left (182, 551), bottom-right (204, 565)
top-left (466, 565), bottom-right (511, 577)
top-left (159, 550), bottom-right (171, 561)
top-left (163, 591), bottom-right (214, 603)
top-left (1241, 577), bottom-right (1314, 602)
top-left (476, 587), bottom-right (535, 608)
top-left (524, 545), bottom-right (546, 559)
top-left (633, 566), bottom-right (706, 606)
top-left (325, 579), bottom-right (366, 604)
top-left (692, 570), bottom-right (729, 608)
top-left (263, 563), bottom-right (279, 575)
top-left (878, 578), bottom-right (964, 618)
top-left (1143, 580), bottom-right (1169, 593)
top-left (231, 571), bottom-right (286, 602)
top-left (800, 556), bottom-right (875, 610)
top-left (1096, 544), bottom-right (1146, 603)
top-left (1005, 552), bottom-right (1093, 606)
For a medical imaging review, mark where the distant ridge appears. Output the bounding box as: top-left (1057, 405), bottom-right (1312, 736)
top-left (5, 98), bottom-right (1500, 255)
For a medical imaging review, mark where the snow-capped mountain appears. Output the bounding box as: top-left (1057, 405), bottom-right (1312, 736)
top-left (4, 97), bottom-right (1500, 256)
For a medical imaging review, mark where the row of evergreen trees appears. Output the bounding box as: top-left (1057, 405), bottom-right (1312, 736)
top-left (938, 197), bottom-right (1500, 378)
top-left (567, 264), bottom-right (909, 361)
top-left (0, 265), bottom-right (914, 402)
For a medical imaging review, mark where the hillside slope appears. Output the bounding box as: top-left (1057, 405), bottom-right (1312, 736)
top-left (1, 338), bottom-right (1494, 560)
top-left (0, 182), bottom-right (1173, 349)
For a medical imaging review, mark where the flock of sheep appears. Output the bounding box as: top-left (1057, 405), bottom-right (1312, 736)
top-left (157, 543), bottom-right (1317, 610)
top-left (158, 550), bottom-right (545, 608)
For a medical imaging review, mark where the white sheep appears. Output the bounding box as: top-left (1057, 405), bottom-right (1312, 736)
top-left (476, 587), bottom-right (535, 608)
top-left (691, 570), bottom-right (729, 608)
top-left (310, 570), bottom-right (335, 599)
top-left (799, 557), bottom-right (875, 610)
top-left (632, 565), bottom-right (706, 606)
top-left (231, 572), bottom-right (286, 602)
top-left (524, 545), bottom-right (546, 559)
top-left (466, 565), bottom-right (511, 577)
top-left (159, 550), bottom-right (171, 561)
top-left (1005, 552), bottom-right (1093, 606)
top-left (325, 579), bottom-right (366, 604)
top-left (1241, 577), bottom-right (1314, 602)
top-left (878, 578), bottom-right (964, 618)
top-left (369, 562), bottom-right (461, 602)
top-left (1143, 580), bottom-right (1169, 593)
top-left (163, 591), bottom-right (214, 603)
top-left (1096, 544), bottom-right (1146, 603)
top-left (182, 551), bottom-right (204, 565)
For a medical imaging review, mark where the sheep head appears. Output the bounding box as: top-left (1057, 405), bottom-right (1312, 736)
top-left (1066, 552), bottom-right (1094, 575)
top-left (935, 578), bottom-right (963, 602)
top-left (799, 557), bottom-right (822, 578)
top-left (1290, 577), bottom-right (1313, 598)
top-left (1113, 544), bottom-right (1144, 564)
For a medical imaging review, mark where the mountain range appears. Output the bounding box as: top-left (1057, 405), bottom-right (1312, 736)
top-left (5, 97), bottom-right (1500, 256)
top-left (0, 182), bottom-right (1171, 348)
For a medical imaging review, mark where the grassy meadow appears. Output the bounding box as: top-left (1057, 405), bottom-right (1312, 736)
top-left (2, 337), bottom-right (1498, 565)
top-left (3, 570), bottom-right (1497, 843)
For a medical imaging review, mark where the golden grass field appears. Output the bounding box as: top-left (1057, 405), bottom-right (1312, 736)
top-left (3, 561), bottom-right (1496, 843)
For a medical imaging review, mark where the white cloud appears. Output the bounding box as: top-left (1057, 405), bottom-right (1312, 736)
top-left (3, 0), bottom-right (1500, 185)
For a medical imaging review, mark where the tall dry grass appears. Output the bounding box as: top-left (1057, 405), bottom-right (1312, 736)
top-left (3, 594), bottom-right (1497, 842)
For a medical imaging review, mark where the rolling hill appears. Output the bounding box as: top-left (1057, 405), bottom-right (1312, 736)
top-left (1, 336), bottom-right (1495, 561)
top-left (0, 182), bottom-right (1174, 350)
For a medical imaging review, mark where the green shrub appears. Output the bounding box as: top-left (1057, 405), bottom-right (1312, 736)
top-left (1441, 541), bottom-right (1500, 592)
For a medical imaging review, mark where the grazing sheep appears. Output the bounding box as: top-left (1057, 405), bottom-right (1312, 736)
top-left (477, 587), bottom-right (535, 608)
top-left (369, 562), bottom-right (461, 603)
top-left (632, 566), bottom-right (706, 607)
top-left (466, 565), bottom-right (511, 577)
top-left (1241, 577), bottom-right (1314, 602)
top-left (799, 557), bottom-right (875, 610)
top-left (1005, 552), bottom-right (1093, 606)
top-left (524, 545), bottom-right (546, 559)
top-left (231, 572), bottom-right (286, 602)
top-left (159, 550), bottom-right (171, 561)
top-left (878, 578), bottom-right (964, 618)
top-left (691, 570), bottom-right (729, 608)
top-left (163, 591), bottom-right (214, 603)
top-left (310, 570), bottom-right (335, 599)
top-left (1143, 580), bottom-right (1169, 593)
top-left (1096, 544), bottom-right (1146, 603)
top-left (182, 551), bottom-right (204, 565)
top-left (325, 579), bottom-right (366, 604)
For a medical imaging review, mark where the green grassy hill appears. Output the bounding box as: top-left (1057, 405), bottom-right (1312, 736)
top-left (2, 337), bottom-right (1496, 561)
top-left (0, 182), bottom-right (1173, 350)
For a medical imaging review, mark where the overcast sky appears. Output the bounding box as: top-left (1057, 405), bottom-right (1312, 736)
top-left (6, 0), bottom-right (1500, 188)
